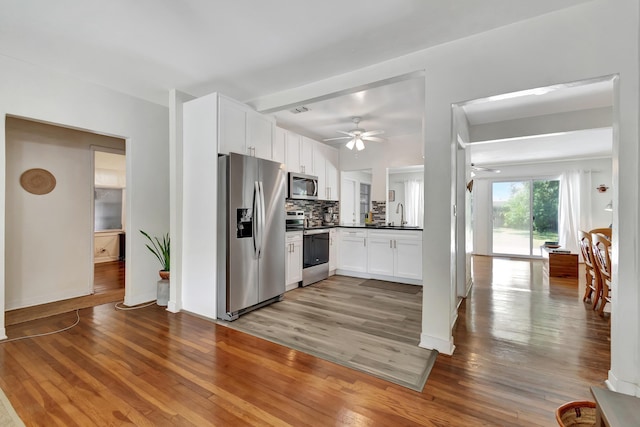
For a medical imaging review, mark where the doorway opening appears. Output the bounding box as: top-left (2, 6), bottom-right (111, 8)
top-left (93, 149), bottom-right (126, 295)
top-left (491, 178), bottom-right (559, 256)
top-left (4, 117), bottom-right (127, 326)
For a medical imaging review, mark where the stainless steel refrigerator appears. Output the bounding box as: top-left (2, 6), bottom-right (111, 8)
top-left (217, 153), bottom-right (286, 321)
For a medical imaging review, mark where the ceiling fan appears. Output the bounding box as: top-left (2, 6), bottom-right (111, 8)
top-left (471, 163), bottom-right (501, 174)
top-left (323, 117), bottom-right (385, 151)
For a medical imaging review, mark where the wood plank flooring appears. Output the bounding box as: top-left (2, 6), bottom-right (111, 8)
top-left (220, 277), bottom-right (435, 391)
top-left (0, 256), bottom-right (610, 426)
top-left (5, 261), bottom-right (125, 326)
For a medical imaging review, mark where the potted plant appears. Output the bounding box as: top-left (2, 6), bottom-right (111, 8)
top-left (140, 230), bottom-right (170, 280)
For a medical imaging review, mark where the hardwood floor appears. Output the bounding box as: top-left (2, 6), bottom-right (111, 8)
top-left (5, 261), bottom-right (125, 326)
top-left (0, 256), bottom-right (610, 426)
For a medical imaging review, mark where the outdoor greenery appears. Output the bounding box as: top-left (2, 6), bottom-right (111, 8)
top-left (499, 180), bottom-right (559, 233)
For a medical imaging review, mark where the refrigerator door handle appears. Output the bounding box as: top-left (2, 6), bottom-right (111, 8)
top-left (258, 181), bottom-right (265, 258)
top-left (253, 181), bottom-right (261, 258)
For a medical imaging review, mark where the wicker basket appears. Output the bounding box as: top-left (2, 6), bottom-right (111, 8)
top-left (555, 400), bottom-right (597, 426)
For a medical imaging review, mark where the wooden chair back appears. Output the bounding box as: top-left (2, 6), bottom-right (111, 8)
top-left (578, 230), bottom-right (594, 268)
top-left (591, 232), bottom-right (612, 316)
top-left (579, 230), bottom-right (599, 304)
top-left (589, 227), bottom-right (612, 240)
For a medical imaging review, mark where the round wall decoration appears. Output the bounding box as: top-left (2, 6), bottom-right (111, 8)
top-left (20, 168), bottom-right (57, 195)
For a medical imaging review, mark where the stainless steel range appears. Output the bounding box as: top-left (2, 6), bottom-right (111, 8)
top-left (302, 228), bottom-right (329, 286)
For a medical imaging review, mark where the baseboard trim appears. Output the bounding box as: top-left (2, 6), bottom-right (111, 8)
top-left (124, 291), bottom-right (157, 307)
top-left (419, 333), bottom-right (455, 355)
top-left (335, 269), bottom-right (422, 285)
top-left (607, 369), bottom-right (640, 396)
top-left (166, 300), bottom-right (180, 313)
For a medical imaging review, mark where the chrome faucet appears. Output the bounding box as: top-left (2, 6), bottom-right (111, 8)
top-left (396, 203), bottom-right (407, 226)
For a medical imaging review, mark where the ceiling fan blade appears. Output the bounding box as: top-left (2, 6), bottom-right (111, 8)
top-left (361, 130), bottom-right (385, 137)
top-left (362, 136), bottom-right (385, 142)
top-left (323, 136), bottom-right (352, 141)
top-left (337, 130), bottom-right (355, 136)
top-left (471, 164), bottom-right (501, 173)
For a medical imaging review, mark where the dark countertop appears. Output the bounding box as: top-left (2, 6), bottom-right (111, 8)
top-left (287, 224), bottom-right (424, 232)
top-left (338, 224), bottom-right (423, 231)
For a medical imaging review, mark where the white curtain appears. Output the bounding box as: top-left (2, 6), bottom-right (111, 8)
top-left (559, 171), bottom-right (582, 255)
top-left (404, 179), bottom-right (424, 227)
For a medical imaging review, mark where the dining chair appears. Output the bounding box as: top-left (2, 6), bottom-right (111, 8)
top-left (578, 230), bottom-right (600, 307)
top-left (589, 227), bottom-right (612, 240)
top-left (591, 232), bottom-right (612, 317)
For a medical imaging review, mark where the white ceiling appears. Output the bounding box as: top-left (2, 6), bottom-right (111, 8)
top-left (468, 127), bottom-right (613, 166)
top-left (1, 0), bottom-right (591, 106)
top-left (461, 79), bottom-right (614, 125)
top-left (2, 0), bottom-right (609, 166)
top-left (273, 77), bottom-right (425, 145)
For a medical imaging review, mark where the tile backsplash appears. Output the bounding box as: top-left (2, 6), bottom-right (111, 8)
top-left (286, 199), bottom-right (340, 227)
top-left (371, 201), bottom-right (386, 225)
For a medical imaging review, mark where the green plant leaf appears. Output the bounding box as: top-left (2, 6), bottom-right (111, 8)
top-left (140, 230), bottom-right (170, 271)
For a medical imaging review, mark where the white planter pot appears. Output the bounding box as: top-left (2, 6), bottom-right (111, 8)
top-left (157, 279), bottom-right (169, 306)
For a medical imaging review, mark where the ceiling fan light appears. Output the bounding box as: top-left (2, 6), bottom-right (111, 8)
top-left (346, 139), bottom-right (356, 150)
top-left (355, 138), bottom-right (365, 151)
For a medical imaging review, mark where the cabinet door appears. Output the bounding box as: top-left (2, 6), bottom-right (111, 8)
top-left (394, 235), bottom-right (423, 280)
top-left (218, 97), bottom-right (247, 155)
top-left (286, 235), bottom-right (303, 289)
top-left (338, 231), bottom-right (367, 272)
top-left (313, 142), bottom-right (327, 199)
top-left (247, 111), bottom-right (273, 160)
top-left (273, 127), bottom-right (286, 164)
top-left (367, 236), bottom-right (395, 276)
top-left (329, 229), bottom-right (337, 272)
top-left (325, 146), bottom-right (339, 201)
top-left (285, 131), bottom-right (301, 173)
top-left (300, 136), bottom-right (314, 175)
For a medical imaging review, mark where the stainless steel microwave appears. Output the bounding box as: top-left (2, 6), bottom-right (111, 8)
top-left (288, 172), bottom-right (318, 200)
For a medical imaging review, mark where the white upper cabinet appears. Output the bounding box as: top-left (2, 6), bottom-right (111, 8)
top-left (313, 142), bottom-right (327, 198)
top-left (273, 126), bottom-right (286, 165)
top-left (324, 145), bottom-right (339, 201)
top-left (284, 129), bottom-right (301, 173)
top-left (218, 96), bottom-right (246, 155)
top-left (300, 136), bottom-right (314, 175)
top-left (218, 95), bottom-right (274, 160)
top-left (247, 112), bottom-right (274, 160)
top-left (312, 141), bottom-right (339, 201)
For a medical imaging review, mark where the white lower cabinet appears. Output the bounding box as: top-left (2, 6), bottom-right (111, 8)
top-left (285, 231), bottom-right (303, 291)
top-left (338, 230), bottom-right (367, 273)
top-left (338, 228), bottom-right (423, 284)
top-left (329, 228), bottom-right (337, 273)
top-left (394, 234), bottom-right (423, 280)
top-left (367, 233), bottom-right (395, 276)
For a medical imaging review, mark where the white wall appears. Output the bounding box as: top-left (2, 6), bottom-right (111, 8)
top-left (472, 158), bottom-right (613, 255)
top-left (249, 0), bottom-right (640, 394)
top-left (168, 89), bottom-right (195, 314)
top-left (339, 133), bottom-right (422, 201)
top-left (0, 55), bottom-right (169, 338)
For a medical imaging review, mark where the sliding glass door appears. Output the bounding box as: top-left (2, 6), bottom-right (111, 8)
top-left (492, 179), bottom-right (559, 256)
